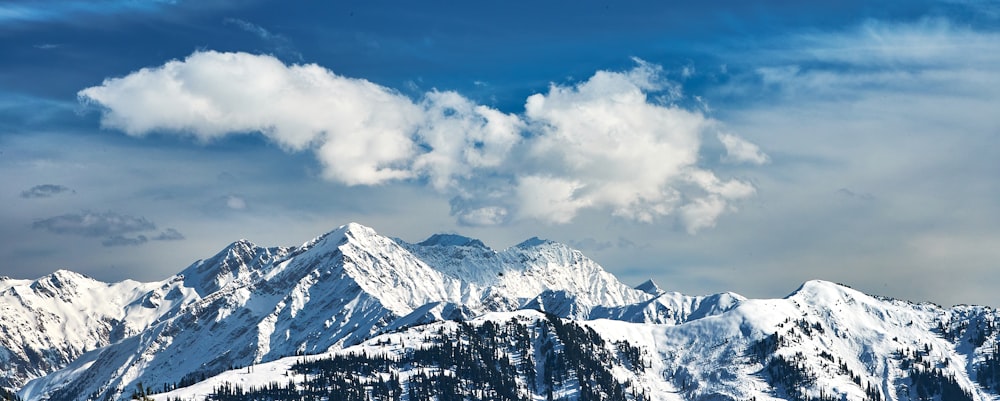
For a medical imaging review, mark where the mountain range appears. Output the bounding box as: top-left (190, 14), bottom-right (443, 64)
top-left (1, 223), bottom-right (997, 401)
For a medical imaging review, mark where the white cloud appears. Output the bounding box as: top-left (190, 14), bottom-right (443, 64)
top-left (796, 18), bottom-right (1000, 68)
top-left (413, 90), bottom-right (523, 192)
top-left (718, 132), bottom-right (769, 165)
top-left (518, 62), bottom-right (756, 226)
top-left (455, 206), bottom-right (509, 227)
top-left (79, 51), bottom-right (423, 186)
top-left (79, 52), bottom-right (763, 233)
top-left (515, 176), bottom-right (589, 224)
top-left (679, 195), bottom-right (728, 234)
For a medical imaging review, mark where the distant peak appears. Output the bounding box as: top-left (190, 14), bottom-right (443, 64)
top-left (47, 269), bottom-right (90, 281)
top-left (417, 233), bottom-right (488, 249)
top-left (220, 238), bottom-right (260, 258)
top-left (634, 279), bottom-right (663, 295)
top-left (230, 238), bottom-right (256, 249)
top-left (788, 280), bottom-right (861, 300)
top-left (516, 237), bottom-right (554, 248)
top-left (301, 222), bottom-right (379, 249)
top-left (30, 269), bottom-right (92, 293)
top-left (335, 222), bottom-right (379, 238)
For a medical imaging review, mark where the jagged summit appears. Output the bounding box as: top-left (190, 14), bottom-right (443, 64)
top-left (179, 237), bottom-right (283, 296)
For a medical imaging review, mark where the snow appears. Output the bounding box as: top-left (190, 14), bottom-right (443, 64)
top-left (8, 224), bottom-right (1000, 401)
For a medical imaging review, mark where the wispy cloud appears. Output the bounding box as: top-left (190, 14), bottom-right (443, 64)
top-left (102, 234), bottom-right (148, 247)
top-left (32, 211), bottom-right (155, 237)
top-left (20, 184), bottom-right (74, 199)
top-left (31, 210), bottom-right (183, 247)
top-left (223, 18), bottom-right (302, 60)
top-left (0, 0), bottom-right (176, 24)
top-left (78, 51), bottom-right (766, 233)
top-left (152, 228), bottom-right (184, 241)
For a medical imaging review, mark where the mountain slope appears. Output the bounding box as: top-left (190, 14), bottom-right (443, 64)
top-left (0, 270), bottom-right (201, 391)
top-left (152, 281), bottom-right (1000, 401)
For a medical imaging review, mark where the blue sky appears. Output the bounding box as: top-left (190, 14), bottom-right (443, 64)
top-left (2, 0), bottom-right (999, 306)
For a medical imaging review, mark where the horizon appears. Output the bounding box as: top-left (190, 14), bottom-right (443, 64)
top-left (2, 1), bottom-right (999, 308)
top-left (0, 220), bottom-right (978, 308)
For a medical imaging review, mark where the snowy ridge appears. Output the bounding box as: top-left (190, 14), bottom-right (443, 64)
top-left (151, 281), bottom-right (1000, 401)
top-left (398, 234), bottom-right (652, 318)
top-left (590, 289), bottom-right (746, 325)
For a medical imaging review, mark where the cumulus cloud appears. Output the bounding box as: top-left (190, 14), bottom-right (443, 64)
top-left (78, 51), bottom-right (424, 186)
top-left (79, 51), bottom-right (765, 232)
top-left (413, 90), bottom-right (523, 192)
top-left (679, 195), bottom-right (728, 234)
top-left (20, 184), bottom-right (74, 198)
top-left (455, 206), bottom-right (509, 227)
top-left (32, 211), bottom-right (155, 237)
top-left (518, 64), bottom-right (755, 227)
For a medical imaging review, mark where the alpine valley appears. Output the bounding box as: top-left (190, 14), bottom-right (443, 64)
top-left (2, 223), bottom-right (999, 401)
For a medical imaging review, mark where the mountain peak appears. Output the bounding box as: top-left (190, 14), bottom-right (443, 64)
top-left (417, 233), bottom-right (488, 249)
top-left (330, 222), bottom-right (380, 243)
top-left (29, 270), bottom-right (93, 295)
top-left (786, 279), bottom-right (873, 306)
top-left (634, 279), bottom-right (663, 295)
top-left (515, 236), bottom-right (554, 248)
top-left (180, 237), bottom-right (272, 296)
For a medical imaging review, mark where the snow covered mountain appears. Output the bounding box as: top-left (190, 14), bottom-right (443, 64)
top-left (10, 223), bottom-right (651, 401)
top-left (5, 222), bottom-right (1000, 401)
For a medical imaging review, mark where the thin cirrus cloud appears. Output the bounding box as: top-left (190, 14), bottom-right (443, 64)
top-left (78, 51), bottom-right (767, 232)
top-left (31, 210), bottom-right (184, 247)
top-left (0, 0), bottom-right (175, 24)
